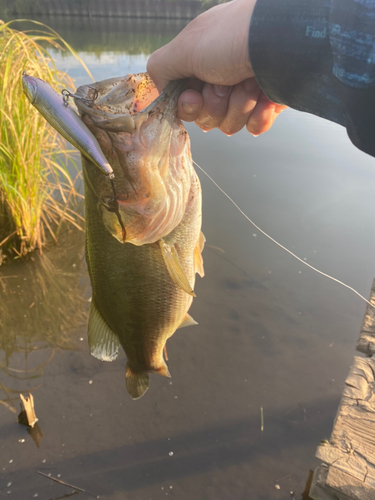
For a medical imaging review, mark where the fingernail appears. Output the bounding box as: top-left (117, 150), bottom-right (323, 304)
top-left (226, 134), bottom-right (232, 137)
top-left (202, 129), bottom-right (209, 133)
top-left (252, 134), bottom-right (259, 138)
top-left (213, 85), bottom-right (230, 97)
top-left (181, 102), bottom-right (200, 115)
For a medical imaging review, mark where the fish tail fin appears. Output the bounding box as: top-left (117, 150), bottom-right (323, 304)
top-left (125, 363), bottom-right (150, 400)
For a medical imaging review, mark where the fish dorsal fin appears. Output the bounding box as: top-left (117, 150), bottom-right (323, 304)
top-left (159, 240), bottom-right (196, 297)
top-left (125, 364), bottom-right (150, 400)
top-left (178, 313), bottom-right (198, 330)
top-left (88, 301), bottom-right (120, 362)
top-left (194, 232), bottom-right (206, 278)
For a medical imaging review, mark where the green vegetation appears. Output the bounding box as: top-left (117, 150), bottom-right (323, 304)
top-left (0, 20), bottom-right (89, 260)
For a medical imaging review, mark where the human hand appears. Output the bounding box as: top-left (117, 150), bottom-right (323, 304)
top-left (147, 0), bottom-right (287, 136)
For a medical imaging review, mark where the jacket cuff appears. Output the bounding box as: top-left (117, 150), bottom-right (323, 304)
top-left (248, 0), bottom-right (346, 126)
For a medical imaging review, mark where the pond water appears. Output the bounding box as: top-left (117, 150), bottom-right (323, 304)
top-left (2, 14), bottom-right (375, 500)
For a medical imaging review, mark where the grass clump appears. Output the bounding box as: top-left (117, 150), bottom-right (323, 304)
top-left (0, 19), bottom-right (90, 260)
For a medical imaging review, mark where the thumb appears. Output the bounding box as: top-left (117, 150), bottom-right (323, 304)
top-left (147, 40), bottom-right (195, 93)
top-left (147, 0), bottom-right (254, 92)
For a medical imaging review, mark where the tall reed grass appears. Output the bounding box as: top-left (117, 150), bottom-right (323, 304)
top-left (0, 19), bottom-right (90, 259)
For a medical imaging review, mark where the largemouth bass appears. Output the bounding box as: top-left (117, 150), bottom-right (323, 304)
top-left (22, 73), bottom-right (114, 177)
top-left (73, 73), bottom-right (204, 399)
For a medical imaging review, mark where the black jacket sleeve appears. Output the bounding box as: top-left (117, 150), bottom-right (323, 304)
top-left (249, 0), bottom-right (375, 158)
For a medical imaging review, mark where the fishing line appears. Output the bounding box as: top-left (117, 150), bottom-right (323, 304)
top-left (193, 160), bottom-right (374, 310)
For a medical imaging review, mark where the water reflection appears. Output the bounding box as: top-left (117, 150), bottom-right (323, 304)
top-left (0, 229), bottom-right (89, 412)
top-left (6, 15), bottom-right (189, 55)
top-left (5, 15), bottom-right (188, 89)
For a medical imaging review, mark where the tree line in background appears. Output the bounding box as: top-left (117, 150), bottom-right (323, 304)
top-left (0, 0), bottom-right (229, 17)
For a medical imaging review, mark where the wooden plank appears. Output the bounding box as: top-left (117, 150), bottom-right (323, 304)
top-left (356, 278), bottom-right (375, 355)
top-left (310, 465), bottom-right (375, 500)
top-left (326, 468), bottom-right (375, 500)
top-left (309, 465), bottom-right (338, 500)
top-left (311, 355), bottom-right (375, 499)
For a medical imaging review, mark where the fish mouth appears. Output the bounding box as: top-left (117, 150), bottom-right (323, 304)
top-left (74, 73), bottom-right (186, 133)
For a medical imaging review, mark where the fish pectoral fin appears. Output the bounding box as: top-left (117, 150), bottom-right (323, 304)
top-left (88, 301), bottom-right (120, 362)
top-left (159, 239), bottom-right (196, 297)
top-left (125, 364), bottom-right (150, 400)
top-left (178, 313), bottom-right (198, 330)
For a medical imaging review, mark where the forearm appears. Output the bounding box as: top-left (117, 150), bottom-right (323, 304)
top-left (249, 0), bottom-right (375, 157)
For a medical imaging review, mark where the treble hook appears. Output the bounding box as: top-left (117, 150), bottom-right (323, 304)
top-left (103, 178), bottom-right (129, 209)
top-left (102, 180), bottom-right (129, 212)
top-left (61, 86), bottom-right (98, 107)
top-left (102, 180), bottom-right (128, 243)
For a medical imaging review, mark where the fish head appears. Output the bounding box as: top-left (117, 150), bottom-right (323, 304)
top-left (76, 73), bottom-right (194, 246)
top-left (22, 74), bottom-right (39, 104)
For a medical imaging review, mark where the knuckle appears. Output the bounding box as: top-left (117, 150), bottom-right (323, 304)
top-left (146, 54), bottom-right (157, 75)
top-left (229, 92), bottom-right (257, 117)
top-left (243, 78), bottom-right (259, 94)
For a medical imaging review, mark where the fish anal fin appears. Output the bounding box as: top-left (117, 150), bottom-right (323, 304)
top-left (125, 364), bottom-right (150, 400)
top-left (88, 301), bottom-right (120, 362)
top-left (159, 239), bottom-right (196, 297)
top-left (157, 360), bottom-right (171, 378)
top-left (178, 313), bottom-right (198, 330)
top-left (194, 239), bottom-right (205, 278)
